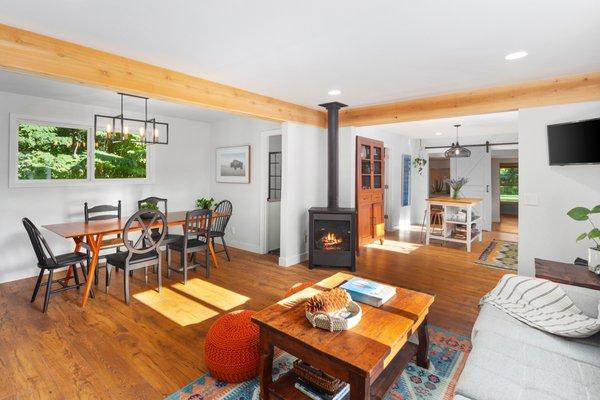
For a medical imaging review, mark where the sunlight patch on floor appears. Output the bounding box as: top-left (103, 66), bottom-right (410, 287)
top-left (171, 278), bottom-right (250, 311)
top-left (366, 240), bottom-right (422, 254)
top-left (133, 287), bottom-right (219, 326)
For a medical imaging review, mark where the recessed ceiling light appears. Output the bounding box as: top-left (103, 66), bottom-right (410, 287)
top-left (328, 89), bottom-right (342, 96)
top-left (435, 132), bottom-right (443, 136)
top-left (505, 51), bottom-right (528, 61)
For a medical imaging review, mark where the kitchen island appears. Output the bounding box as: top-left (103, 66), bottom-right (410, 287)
top-left (425, 197), bottom-right (483, 252)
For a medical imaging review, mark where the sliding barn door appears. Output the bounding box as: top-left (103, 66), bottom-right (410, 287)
top-left (356, 136), bottom-right (385, 247)
top-left (451, 147), bottom-right (492, 231)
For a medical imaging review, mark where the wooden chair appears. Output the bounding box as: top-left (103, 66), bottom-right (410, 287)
top-left (84, 200), bottom-right (123, 285)
top-left (22, 218), bottom-right (92, 313)
top-left (105, 209), bottom-right (166, 304)
top-left (167, 209), bottom-right (213, 283)
top-left (206, 200), bottom-right (233, 261)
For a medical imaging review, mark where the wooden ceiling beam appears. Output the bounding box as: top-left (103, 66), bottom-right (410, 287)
top-left (0, 23), bottom-right (326, 127)
top-left (339, 72), bottom-right (600, 126)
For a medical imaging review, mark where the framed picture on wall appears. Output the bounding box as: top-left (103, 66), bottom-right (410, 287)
top-left (216, 145), bottom-right (250, 183)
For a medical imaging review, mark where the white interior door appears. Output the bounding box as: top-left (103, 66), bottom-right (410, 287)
top-left (451, 147), bottom-right (492, 231)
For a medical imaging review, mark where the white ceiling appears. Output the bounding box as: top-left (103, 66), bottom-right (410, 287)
top-left (0, 70), bottom-right (231, 122)
top-left (373, 111), bottom-right (518, 139)
top-left (1, 0), bottom-right (599, 109)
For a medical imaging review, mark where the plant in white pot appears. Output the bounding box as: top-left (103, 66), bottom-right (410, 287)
top-left (567, 205), bottom-right (600, 273)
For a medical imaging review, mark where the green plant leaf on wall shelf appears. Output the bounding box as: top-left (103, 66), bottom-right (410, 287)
top-left (567, 207), bottom-right (591, 221)
top-left (588, 228), bottom-right (600, 240)
top-left (590, 205), bottom-right (600, 214)
top-left (576, 232), bottom-right (588, 242)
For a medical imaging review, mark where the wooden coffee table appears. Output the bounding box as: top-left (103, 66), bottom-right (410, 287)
top-left (251, 272), bottom-right (435, 400)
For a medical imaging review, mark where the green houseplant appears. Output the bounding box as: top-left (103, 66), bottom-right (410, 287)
top-left (567, 205), bottom-right (600, 273)
top-left (412, 156), bottom-right (427, 175)
top-left (196, 197), bottom-right (216, 210)
top-left (139, 201), bottom-right (159, 219)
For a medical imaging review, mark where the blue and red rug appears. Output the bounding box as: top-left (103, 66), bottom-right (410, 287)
top-left (166, 326), bottom-right (470, 400)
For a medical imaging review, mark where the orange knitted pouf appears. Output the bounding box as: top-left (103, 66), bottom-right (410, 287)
top-left (284, 281), bottom-right (314, 298)
top-left (204, 310), bottom-right (260, 383)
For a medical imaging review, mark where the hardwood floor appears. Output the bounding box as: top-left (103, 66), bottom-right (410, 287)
top-left (492, 214), bottom-right (518, 234)
top-left (0, 230), bottom-right (510, 399)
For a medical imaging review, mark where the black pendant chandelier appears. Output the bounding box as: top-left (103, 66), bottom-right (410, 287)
top-left (94, 93), bottom-right (169, 145)
top-left (444, 124), bottom-right (471, 158)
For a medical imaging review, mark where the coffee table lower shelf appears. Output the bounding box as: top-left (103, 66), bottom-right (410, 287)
top-left (267, 342), bottom-right (418, 400)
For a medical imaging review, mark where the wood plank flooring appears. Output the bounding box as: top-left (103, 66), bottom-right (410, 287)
top-left (0, 228), bottom-right (512, 399)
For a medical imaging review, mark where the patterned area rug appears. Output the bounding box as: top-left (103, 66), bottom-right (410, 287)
top-left (166, 326), bottom-right (470, 400)
top-left (476, 239), bottom-right (518, 271)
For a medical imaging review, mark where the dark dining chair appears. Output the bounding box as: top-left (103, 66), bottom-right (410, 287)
top-left (84, 200), bottom-right (124, 285)
top-left (105, 209), bottom-right (166, 305)
top-left (207, 200), bottom-right (233, 261)
top-left (167, 209), bottom-right (212, 283)
top-left (137, 196), bottom-right (180, 244)
top-left (22, 218), bottom-right (92, 313)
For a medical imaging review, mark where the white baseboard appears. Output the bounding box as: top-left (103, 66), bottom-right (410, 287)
top-left (225, 239), bottom-right (261, 254)
top-left (279, 252), bottom-right (307, 267)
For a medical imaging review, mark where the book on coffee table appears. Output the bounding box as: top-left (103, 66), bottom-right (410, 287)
top-left (340, 277), bottom-right (396, 307)
top-left (294, 378), bottom-right (349, 400)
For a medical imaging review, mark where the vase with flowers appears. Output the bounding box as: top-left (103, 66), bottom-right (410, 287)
top-left (445, 177), bottom-right (469, 199)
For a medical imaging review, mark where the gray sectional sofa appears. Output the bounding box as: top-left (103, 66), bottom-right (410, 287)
top-left (455, 283), bottom-right (600, 400)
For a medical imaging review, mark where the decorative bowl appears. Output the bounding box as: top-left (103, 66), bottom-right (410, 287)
top-left (305, 300), bottom-right (362, 331)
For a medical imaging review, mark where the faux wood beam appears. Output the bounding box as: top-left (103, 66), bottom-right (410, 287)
top-left (0, 23), bottom-right (326, 127)
top-left (340, 72), bottom-right (600, 126)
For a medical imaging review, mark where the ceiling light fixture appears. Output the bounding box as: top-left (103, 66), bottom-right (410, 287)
top-left (94, 93), bottom-right (169, 145)
top-left (435, 132), bottom-right (443, 136)
top-left (444, 124), bottom-right (471, 158)
top-left (505, 51), bottom-right (528, 60)
top-left (328, 89), bottom-right (342, 96)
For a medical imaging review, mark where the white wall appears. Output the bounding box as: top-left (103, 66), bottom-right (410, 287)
top-left (518, 101), bottom-right (600, 276)
top-left (0, 91), bottom-right (212, 283)
top-left (208, 116), bottom-right (281, 253)
top-left (338, 127), bottom-right (415, 230)
top-left (279, 122), bottom-right (326, 266)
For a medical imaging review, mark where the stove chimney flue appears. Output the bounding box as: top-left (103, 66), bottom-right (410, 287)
top-left (319, 101), bottom-right (347, 209)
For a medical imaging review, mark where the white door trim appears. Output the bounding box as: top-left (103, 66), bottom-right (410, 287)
top-left (259, 129), bottom-right (282, 254)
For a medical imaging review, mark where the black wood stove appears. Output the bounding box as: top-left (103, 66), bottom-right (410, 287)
top-left (308, 102), bottom-right (356, 271)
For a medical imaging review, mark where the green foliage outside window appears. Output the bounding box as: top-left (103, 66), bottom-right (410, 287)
top-left (18, 123), bottom-right (88, 180)
top-left (499, 167), bottom-right (518, 202)
top-left (94, 131), bottom-right (146, 179)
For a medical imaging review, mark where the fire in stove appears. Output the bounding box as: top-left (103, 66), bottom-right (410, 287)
top-left (320, 232), bottom-right (343, 250)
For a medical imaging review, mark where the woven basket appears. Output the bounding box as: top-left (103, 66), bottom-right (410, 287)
top-left (305, 301), bottom-right (362, 331)
top-left (292, 359), bottom-right (344, 394)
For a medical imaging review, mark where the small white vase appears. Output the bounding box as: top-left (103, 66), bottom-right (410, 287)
top-left (588, 248), bottom-right (600, 273)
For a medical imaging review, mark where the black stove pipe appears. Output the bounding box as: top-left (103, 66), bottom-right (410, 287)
top-left (319, 101), bottom-right (347, 209)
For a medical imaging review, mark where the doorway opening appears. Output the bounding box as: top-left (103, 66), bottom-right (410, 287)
top-left (261, 130), bottom-right (282, 257)
top-left (492, 156), bottom-right (518, 234)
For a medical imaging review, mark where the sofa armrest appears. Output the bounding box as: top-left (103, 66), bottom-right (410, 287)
top-left (558, 283), bottom-right (600, 318)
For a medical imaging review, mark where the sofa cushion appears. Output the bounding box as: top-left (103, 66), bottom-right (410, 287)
top-left (455, 330), bottom-right (600, 400)
top-left (473, 303), bottom-right (600, 367)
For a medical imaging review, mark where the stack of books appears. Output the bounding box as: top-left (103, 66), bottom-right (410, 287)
top-left (339, 277), bottom-right (396, 307)
top-left (452, 223), bottom-right (479, 240)
top-left (294, 378), bottom-right (349, 400)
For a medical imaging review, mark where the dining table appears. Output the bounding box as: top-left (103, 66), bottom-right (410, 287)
top-left (43, 210), bottom-right (229, 307)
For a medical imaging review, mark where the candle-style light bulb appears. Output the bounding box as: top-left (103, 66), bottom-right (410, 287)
top-left (123, 126), bottom-right (129, 140)
top-left (139, 126), bottom-right (145, 140)
top-left (106, 123), bottom-right (112, 133)
top-left (153, 128), bottom-right (159, 142)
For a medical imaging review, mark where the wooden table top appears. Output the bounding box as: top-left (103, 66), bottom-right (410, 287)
top-left (251, 272), bottom-right (434, 376)
top-left (426, 196), bottom-right (483, 205)
top-left (43, 211), bottom-right (229, 238)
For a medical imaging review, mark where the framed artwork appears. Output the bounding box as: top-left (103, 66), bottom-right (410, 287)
top-left (216, 145), bottom-right (250, 183)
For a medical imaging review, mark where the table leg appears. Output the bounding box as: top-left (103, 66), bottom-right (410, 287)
top-left (349, 371), bottom-right (370, 400)
top-left (81, 234), bottom-right (103, 307)
top-left (258, 329), bottom-right (274, 400)
top-left (63, 237), bottom-right (83, 284)
top-left (208, 239), bottom-right (219, 269)
top-left (416, 317), bottom-right (430, 369)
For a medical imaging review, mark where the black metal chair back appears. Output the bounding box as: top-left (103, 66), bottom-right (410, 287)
top-left (212, 200), bottom-right (232, 234)
top-left (123, 209), bottom-right (167, 257)
top-left (84, 200), bottom-right (122, 222)
top-left (183, 209), bottom-right (213, 244)
top-left (22, 218), bottom-right (57, 268)
top-left (137, 196), bottom-right (168, 214)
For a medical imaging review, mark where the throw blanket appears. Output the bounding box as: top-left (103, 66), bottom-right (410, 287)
top-left (481, 274), bottom-right (600, 338)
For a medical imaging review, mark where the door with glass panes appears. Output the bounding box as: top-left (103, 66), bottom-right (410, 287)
top-left (356, 136), bottom-right (385, 248)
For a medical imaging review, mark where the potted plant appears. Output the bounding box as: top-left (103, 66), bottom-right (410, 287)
top-left (567, 205), bottom-right (600, 273)
top-left (444, 177), bottom-right (468, 199)
top-left (412, 156), bottom-right (427, 175)
top-left (139, 202), bottom-right (159, 219)
top-left (196, 197), bottom-right (216, 210)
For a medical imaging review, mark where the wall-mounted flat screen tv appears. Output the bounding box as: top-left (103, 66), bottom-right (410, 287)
top-left (547, 118), bottom-right (600, 165)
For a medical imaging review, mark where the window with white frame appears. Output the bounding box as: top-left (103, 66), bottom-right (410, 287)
top-left (10, 115), bottom-right (151, 187)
